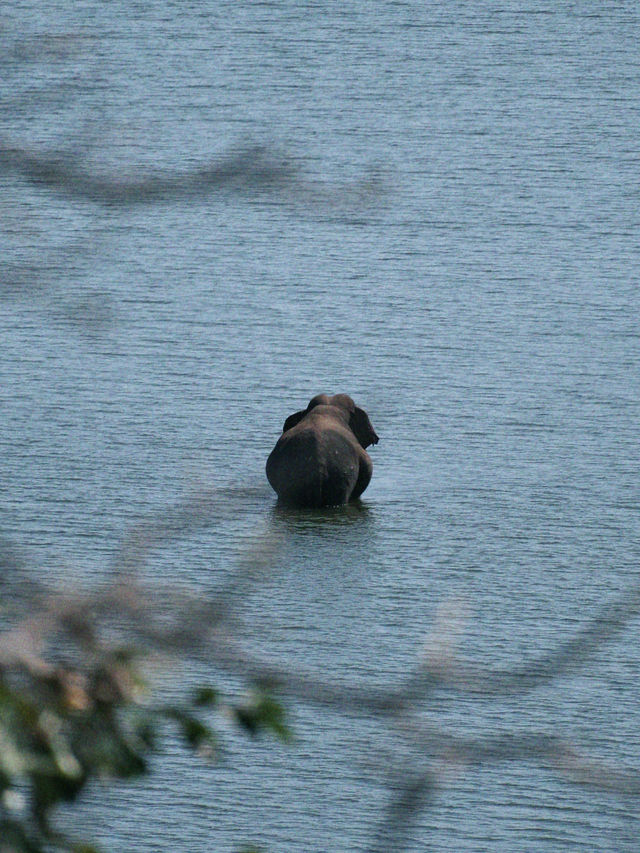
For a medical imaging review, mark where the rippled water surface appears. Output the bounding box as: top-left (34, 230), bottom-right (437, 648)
top-left (2, 2), bottom-right (639, 850)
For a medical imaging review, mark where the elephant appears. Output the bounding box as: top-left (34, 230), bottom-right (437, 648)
top-left (266, 393), bottom-right (379, 507)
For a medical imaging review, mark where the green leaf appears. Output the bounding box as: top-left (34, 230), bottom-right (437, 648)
top-left (181, 716), bottom-right (211, 748)
top-left (192, 686), bottom-right (218, 707)
top-left (234, 693), bottom-right (292, 743)
top-left (255, 695), bottom-right (292, 743)
top-left (77, 715), bottom-right (147, 780)
top-left (0, 769), bottom-right (10, 792)
top-left (0, 819), bottom-right (42, 853)
top-left (110, 646), bottom-right (139, 664)
top-left (132, 717), bottom-right (156, 750)
top-left (163, 708), bottom-right (217, 754)
top-left (234, 706), bottom-right (258, 736)
top-left (32, 768), bottom-right (86, 811)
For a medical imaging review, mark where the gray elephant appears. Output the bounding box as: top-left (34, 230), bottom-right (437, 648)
top-left (266, 393), bottom-right (379, 507)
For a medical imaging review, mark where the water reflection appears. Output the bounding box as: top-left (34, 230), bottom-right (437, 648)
top-left (270, 499), bottom-right (372, 531)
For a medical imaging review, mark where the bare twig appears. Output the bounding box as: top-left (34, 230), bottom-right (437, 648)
top-left (0, 143), bottom-right (294, 205)
top-left (1, 488), bottom-right (639, 853)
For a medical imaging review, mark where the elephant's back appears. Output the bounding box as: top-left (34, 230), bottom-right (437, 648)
top-left (266, 426), bottom-right (359, 507)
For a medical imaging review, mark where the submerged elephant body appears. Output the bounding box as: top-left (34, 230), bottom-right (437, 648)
top-left (266, 394), bottom-right (378, 507)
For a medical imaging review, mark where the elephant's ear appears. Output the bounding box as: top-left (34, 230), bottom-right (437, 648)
top-left (350, 407), bottom-right (379, 449)
top-left (282, 410), bottom-right (307, 433)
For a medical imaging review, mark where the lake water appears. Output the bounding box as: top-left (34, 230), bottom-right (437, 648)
top-left (2, 2), bottom-right (639, 850)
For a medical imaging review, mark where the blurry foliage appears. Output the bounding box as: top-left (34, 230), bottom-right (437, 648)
top-left (0, 639), bottom-right (289, 853)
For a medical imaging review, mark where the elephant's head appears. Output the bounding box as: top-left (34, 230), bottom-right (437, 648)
top-left (282, 393), bottom-right (379, 449)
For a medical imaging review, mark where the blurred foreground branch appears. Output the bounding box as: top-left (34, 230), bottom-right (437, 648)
top-left (1, 487), bottom-right (639, 852)
top-left (0, 143), bottom-right (295, 205)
